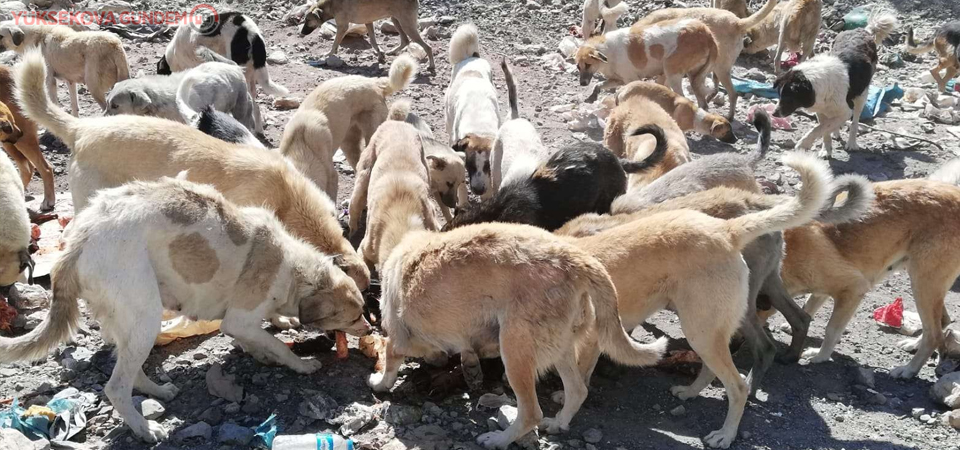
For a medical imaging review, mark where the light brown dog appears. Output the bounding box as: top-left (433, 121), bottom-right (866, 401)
top-left (743, 0), bottom-right (823, 73)
top-left (369, 222), bottom-right (667, 450)
top-left (906, 21), bottom-right (960, 93)
top-left (604, 96), bottom-right (690, 189)
top-left (280, 54), bottom-right (417, 200)
top-left (349, 121), bottom-right (439, 271)
top-left (0, 65), bottom-right (54, 211)
top-left (299, 0), bottom-right (436, 71)
top-left (0, 151), bottom-right (30, 293)
top-left (616, 81), bottom-right (735, 143)
top-left (15, 50), bottom-right (371, 294)
top-left (712, 0), bottom-right (749, 18)
top-left (634, 0), bottom-right (781, 118)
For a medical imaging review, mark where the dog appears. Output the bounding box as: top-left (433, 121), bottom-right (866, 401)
top-left (15, 50), bottom-right (371, 295)
top-left (368, 222), bottom-right (667, 449)
top-left (0, 151), bottom-right (32, 301)
top-left (575, 18), bottom-right (719, 108)
top-left (299, 0), bottom-right (436, 72)
top-left (712, 0), bottom-right (749, 18)
top-left (773, 11), bottom-right (897, 158)
top-left (0, 22), bottom-right (129, 116)
top-left (930, 157), bottom-right (960, 185)
top-left (616, 81), bottom-right (735, 143)
top-left (633, 0), bottom-right (781, 119)
top-left (743, 0), bottom-right (823, 73)
top-left (445, 24), bottom-right (502, 199)
top-left (0, 65), bottom-right (54, 211)
top-left (193, 105), bottom-right (265, 149)
top-left (0, 176), bottom-right (370, 443)
top-left (156, 12), bottom-right (289, 134)
top-left (581, 0), bottom-right (630, 38)
top-left (906, 20), bottom-right (960, 93)
top-left (349, 121), bottom-right (439, 272)
top-left (444, 125), bottom-right (667, 233)
top-left (106, 62), bottom-right (256, 132)
top-left (280, 54), bottom-right (416, 200)
top-left (604, 96), bottom-right (691, 188)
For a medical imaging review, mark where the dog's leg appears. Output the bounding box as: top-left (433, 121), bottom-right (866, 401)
top-left (348, 161), bottom-right (372, 235)
top-left (3, 144), bottom-right (32, 190)
top-left (85, 62), bottom-right (108, 111)
top-left (14, 137), bottom-right (56, 211)
top-left (763, 274), bottom-right (811, 364)
top-left (738, 260), bottom-right (776, 397)
top-left (245, 72), bottom-right (265, 135)
top-left (369, 337), bottom-right (405, 391)
top-left (670, 358), bottom-right (717, 400)
top-left (386, 18), bottom-right (410, 55)
top-left (891, 263), bottom-right (955, 378)
top-left (68, 82), bottom-right (80, 118)
top-left (665, 73), bottom-right (685, 98)
top-left (477, 329), bottom-right (542, 450)
top-left (135, 368), bottom-right (179, 401)
top-left (461, 349), bottom-right (484, 391)
top-left (715, 69), bottom-right (738, 120)
top-left (220, 308), bottom-right (323, 374)
top-left (540, 353), bottom-right (588, 435)
top-left (802, 288), bottom-right (867, 363)
top-left (931, 62), bottom-right (948, 93)
top-left (797, 114), bottom-right (828, 151)
top-left (364, 23), bottom-right (386, 63)
top-left (328, 23), bottom-right (349, 57)
top-left (401, 17), bottom-right (435, 72)
top-left (342, 126), bottom-right (366, 169)
top-left (691, 333), bottom-right (748, 449)
top-left (845, 97), bottom-right (868, 152)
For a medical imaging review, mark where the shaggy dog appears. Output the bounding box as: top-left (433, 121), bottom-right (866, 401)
top-left (581, 0), bottom-right (630, 38)
top-left (616, 81), bottom-right (735, 143)
top-left (604, 96), bottom-right (691, 188)
top-left (906, 20), bottom-right (960, 93)
top-left (743, 0), bottom-right (823, 73)
top-left (0, 151), bottom-right (32, 300)
top-left (0, 65), bottom-right (54, 210)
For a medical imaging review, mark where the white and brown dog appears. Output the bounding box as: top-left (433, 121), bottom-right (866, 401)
top-left (615, 81), bottom-right (736, 143)
top-left (906, 20), bottom-right (960, 93)
top-left (743, 0), bottom-right (823, 73)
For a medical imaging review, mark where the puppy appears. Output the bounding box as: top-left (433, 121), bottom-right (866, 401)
top-left (0, 152), bottom-right (32, 300)
top-left (743, 0), bottom-right (823, 73)
top-left (576, 19), bottom-right (718, 107)
top-left (156, 12), bottom-right (289, 134)
top-left (16, 50), bottom-right (371, 294)
top-left (712, 0), bottom-right (749, 19)
top-left (906, 21), bottom-right (960, 93)
top-left (633, 0), bottom-right (781, 119)
top-left (0, 176), bottom-right (370, 443)
top-left (616, 81), bottom-right (735, 142)
top-left (368, 222), bottom-right (667, 449)
top-left (0, 65), bottom-right (54, 210)
top-left (0, 22), bottom-right (129, 116)
top-left (773, 11), bottom-right (897, 158)
top-left (193, 105), bottom-right (265, 149)
top-left (604, 96), bottom-right (691, 189)
top-left (581, 0), bottom-right (630, 38)
top-left (299, 0), bottom-right (436, 71)
top-left (444, 126), bottom-right (667, 232)
top-left (280, 54), bottom-right (417, 200)
top-left (491, 59), bottom-right (553, 193)
top-left (445, 24), bottom-right (502, 199)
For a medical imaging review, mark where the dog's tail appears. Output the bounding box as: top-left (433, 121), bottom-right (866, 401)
top-left (619, 124), bottom-right (667, 174)
top-left (723, 152), bottom-right (831, 249)
top-left (15, 50), bottom-right (79, 149)
top-left (817, 174), bottom-right (874, 224)
top-left (930, 158), bottom-right (960, 186)
top-left (865, 10), bottom-right (898, 44)
top-left (252, 34), bottom-right (290, 97)
top-left (112, 44), bottom-right (131, 82)
top-left (388, 99), bottom-right (412, 121)
top-left (904, 26), bottom-right (936, 54)
top-left (175, 75), bottom-right (200, 123)
top-left (736, 0), bottom-right (780, 33)
top-left (0, 235), bottom-right (82, 364)
top-left (449, 24), bottom-right (481, 65)
top-left (747, 108), bottom-right (772, 165)
top-left (501, 58), bottom-right (519, 120)
top-left (380, 54), bottom-right (418, 97)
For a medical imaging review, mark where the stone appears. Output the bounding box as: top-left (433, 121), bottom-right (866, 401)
top-left (383, 403), bottom-right (422, 426)
top-left (920, 414), bottom-right (933, 422)
top-left (267, 51), bottom-right (288, 65)
top-left (583, 428), bottom-right (603, 444)
top-left (332, 402), bottom-right (378, 436)
top-left (198, 406), bottom-right (223, 425)
top-left (867, 389), bottom-right (887, 405)
top-left (139, 398), bottom-right (165, 420)
top-left (526, 0), bottom-right (541, 10)
top-left (670, 405), bottom-right (686, 416)
top-left (438, 15), bottom-right (455, 25)
top-left (424, 26), bottom-right (439, 40)
top-left (241, 394), bottom-right (260, 414)
top-left (744, 68), bottom-right (767, 82)
top-left (855, 368), bottom-right (875, 388)
top-left (931, 371), bottom-right (960, 408)
top-left (497, 405), bottom-right (518, 429)
top-left (298, 392), bottom-right (339, 421)
top-left (409, 425), bottom-right (451, 450)
top-left (217, 423), bottom-right (255, 446)
top-left (325, 55), bottom-right (344, 68)
top-left (912, 408), bottom-right (926, 419)
top-left (0, 428), bottom-right (50, 450)
top-left (206, 364), bottom-right (243, 403)
top-left (274, 97), bottom-right (301, 110)
top-left (176, 422), bottom-right (213, 441)
top-left (942, 410), bottom-right (960, 430)
top-left (827, 393), bottom-right (842, 402)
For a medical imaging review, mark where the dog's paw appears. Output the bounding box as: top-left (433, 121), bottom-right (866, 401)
top-left (703, 427), bottom-right (736, 449)
top-left (292, 358), bottom-right (323, 374)
top-left (776, 322), bottom-right (793, 334)
top-left (157, 383), bottom-right (179, 401)
top-left (897, 337), bottom-right (921, 353)
top-left (368, 372), bottom-right (393, 392)
top-left (844, 141), bottom-right (860, 152)
top-left (775, 350), bottom-right (801, 365)
top-left (801, 347), bottom-right (831, 363)
top-left (816, 148), bottom-right (832, 159)
top-left (539, 417), bottom-right (568, 435)
top-left (270, 315), bottom-right (301, 330)
top-left (135, 420), bottom-right (169, 443)
top-left (477, 431), bottom-right (512, 450)
top-left (40, 199), bottom-right (55, 212)
top-left (670, 384), bottom-right (701, 400)
top-left (890, 364), bottom-right (919, 379)
top-left (550, 390), bottom-right (565, 405)
top-left (462, 363), bottom-right (484, 391)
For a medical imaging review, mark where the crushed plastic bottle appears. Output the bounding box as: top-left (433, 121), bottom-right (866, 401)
top-left (273, 433), bottom-right (355, 450)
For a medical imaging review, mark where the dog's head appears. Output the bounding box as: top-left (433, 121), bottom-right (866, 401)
top-left (156, 55), bottom-right (172, 75)
top-left (0, 23), bottom-right (25, 52)
top-left (453, 133), bottom-right (495, 197)
top-left (300, 2), bottom-right (333, 36)
top-left (105, 82), bottom-right (152, 116)
top-left (773, 69), bottom-right (815, 117)
top-left (707, 114), bottom-right (736, 143)
top-left (297, 260), bottom-right (371, 337)
top-left (0, 101), bottom-right (22, 144)
top-left (425, 150), bottom-right (467, 209)
top-left (574, 39), bottom-right (608, 86)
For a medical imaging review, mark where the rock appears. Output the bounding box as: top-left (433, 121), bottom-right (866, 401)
top-left (670, 405), bottom-right (686, 416)
top-left (206, 364), bottom-right (243, 403)
top-left (424, 26), bottom-right (439, 40)
top-left (438, 16), bottom-right (455, 25)
top-left (855, 368), bottom-right (876, 388)
top-left (931, 372), bottom-right (960, 408)
top-left (383, 439), bottom-right (409, 450)
top-left (583, 428), bottom-right (603, 444)
top-left (176, 422), bottom-right (213, 442)
top-left (497, 405), bottom-right (518, 429)
top-left (0, 428), bottom-right (50, 450)
top-left (9, 283), bottom-right (49, 309)
top-left (22, 310), bottom-right (45, 330)
top-left (920, 414), bottom-right (933, 422)
top-left (380, 21), bottom-right (399, 34)
top-left (526, 0), bottom-right (541, 10)
top-left (267, 51), bottom-right (288, 65)
top-left (223, 402), bottom-right (241, 414)
top-left (866, 389), bottom-right (887, 405)
top-left (198, 406), bottom-right (223, 425)
top-left (826, 393), bottom-right (842, 402)
top-left (241, 394), bottom-right (259, 414)
top-left (332, 402), bottom-right (378, 436)
top-left (298, 391), bottom-right (339, 421)
top-left (325, 54), bottom-right (344, 68)
top-left (942, 410), bottom-right (960, 429)
top-left (744, 68), bottom-right (767, 82)
top-left (478, 393), bottom-right (516, 409)
top-left (515, 431), bottom-right (539, 450)
top-left (217, 423), bottom-right (255, 446)
top-left (881, 52), bottom-right (904, 68)
top-left (139, 398), bottom-right (165, 420)
top-left (384, 403), bottom-right (422, 426)
top-left (274, 97), bottom-right (301, 110)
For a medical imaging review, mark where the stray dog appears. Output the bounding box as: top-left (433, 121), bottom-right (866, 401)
top-left (604, 96), bottom-right (691, 188)
top-left (743, 0), bottom-right (823, 73)
top-left (633, 0), bottom-right (781, 119)
top-left (930, 157), bottom-right (960, 185)
top-left (576, 18), bottom-right (718, 108)
top-left (444, 126), bottom-right (667, 232)
top-left (349, 121), bottom-right (439, 271)
top-left (368, 222), bottom-right (667, 449)
top-left (713, 0), bottom-right (749, 18)
top-left (16, 50), bottom-right (371, 294)
top-left (616, 81), bottom-right (735, 142)
top-left (445, 24), bottom-right (502, 198)
top-left (0, 22), bottom-right (129, 116)
top-left (773, 11), bottom-right (897, 158)
top-left (156, 12), bottom-right (289, 134)
top-left (0, 65), bottom-right (54, 210)
top-left (491, 59), bottom-right (553, 193)
top-left (0, 151), bottom-right (32, 299)
top-left (0, 176), bottom-right (370, 443)
top-left (299, 0), bottom-right (436, 72)
top-left (280, 54), bottom-right (417, 200)
top-left (193, 105), bottom-right (265, 149)
top-left (106, 62), bottom-right (256, 132)
top-left (906, 21), bottom-right (960, 93)
top-left (581, 0), bottom-right (630, 38)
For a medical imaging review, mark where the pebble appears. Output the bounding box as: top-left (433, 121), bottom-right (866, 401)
top-left (176, 422), bottom-right (212, 442)
top-left (942, 410), bottom-right (960, 429)
top-left (217, 423), bottom-right (255, 446)
top-left (438, 15), bottom-right (455, 25)
top-left (0, 428), bottom-right (49, 450)
top-left (913, 408), bottom-right (926, 419)
top-left (206, 364), bottom-right (244, 403)
top-left (198, 406), bottom-right (223, 425)
top-left (192, 353), bottom-right (206, 360)
top-left (827, 393), bottom-right (842, 402)
top-left (526, 0), bottom-right (541, 10)
top-left (670, 405), bottom-right (686, 416)
top-left (383, 403), bottom-right (423, 426)
top-left (242, 394), bottom-right (260, 414)
top-left (223, 402), bottom-right (241, 414)
top-left (855, 367), bottom-right (876, 388)
top-left (325, 54), bottom-right (344, 68)
top-left (497, 405), bottom-right (518, 429)
top-left (139, 398), bottom-right (165, 420)
top-left (583, 427), bottom-right (603, 443)
top-left (299, 392), bottom-right (339, 421)
top-left (424, 26), bottom-right (439, 40)
top-left (267, 50), bottom-right (288, 65)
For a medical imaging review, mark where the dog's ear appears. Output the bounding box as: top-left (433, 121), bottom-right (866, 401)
top-left (425, 154), bottom-right (447, 170)
top-left (0, 122), bottom-right (12, 134)
top-left (135, 69), bottom-right (145, 79)
top-left (452, 137), bottom-right (471, 153)
top-left (128, 90), bottom-right (150, 108)
top-left (156, 56), bottom-right (171, 75)
top-left (592, 50), bottom-right (608, 63)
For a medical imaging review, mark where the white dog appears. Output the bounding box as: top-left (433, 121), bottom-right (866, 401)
top-left (491, 59), bottom-right (552, 194)
top-left (0, 151), bottom-right (32, 294)
top-left (581, 0), bottom-right (630, 38)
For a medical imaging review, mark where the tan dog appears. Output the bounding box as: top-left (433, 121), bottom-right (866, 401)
top-left (15, 50), bottom-right (371, 295)
top-left (0, 151), bottom-right (31, 294)
top-left (906, 21), bottom-right (960, 93)
top-left (604, 96), bottom-right (690, 189)
top-left (576, 18), bottom-right (719, 108)
top-left (0, 65), bottom-right (54, 211)
top-left (280, 54), bottom-right (416, 200)
top-left (368, 222), bottom-right (667, 450)
top-left (634, 0), bottom-right (781, 119)
top-left (712, 0), bottom-right (749, 18)
top-left (349, 121), bottom-right (439, 271)
top-left (616, 80), bottom-right (735, 142)
top-left (0, 22), bottom-right (129, 116)
top-left (743, 0), bottom-right (823, 73)
top-left (299, 0), bottom-right (436, 71)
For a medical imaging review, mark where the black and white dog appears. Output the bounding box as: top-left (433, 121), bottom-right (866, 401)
top-left (773, 11), bottom-right (897, 159)
top-left (193, 105), bottom-right (265, 149)
top-left (157, 12), bottom-right (288, 134)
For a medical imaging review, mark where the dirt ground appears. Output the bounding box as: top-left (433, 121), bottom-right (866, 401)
top-left (4, 0), bottom-right (960, 449)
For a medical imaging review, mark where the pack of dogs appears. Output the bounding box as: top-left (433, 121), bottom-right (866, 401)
top-left (0, 1), bottom-right (958, 449)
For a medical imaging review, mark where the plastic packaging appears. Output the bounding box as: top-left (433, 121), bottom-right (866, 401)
top-left (842, 6), bottom-right (870, 30)
top-left (273, 433), bottom-right (356, 450)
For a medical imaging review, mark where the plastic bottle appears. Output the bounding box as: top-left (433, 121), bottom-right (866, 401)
top-left (272, 433), bottom-right (355, 450)
top-left (947, 79), bottom-right (959, 93)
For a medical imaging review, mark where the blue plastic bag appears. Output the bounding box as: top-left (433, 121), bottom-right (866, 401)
top-left (731, 77), bottom-right (779, 99)
top-left (0, 399), bottom-right (49, 441)
top-left (861, 83), bottom-right (904, 120)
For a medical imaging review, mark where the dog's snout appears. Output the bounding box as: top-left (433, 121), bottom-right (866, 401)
top-left (721, 133), bottom-right (738, 144)
top-left (300, 24), bottom-right (314, 36)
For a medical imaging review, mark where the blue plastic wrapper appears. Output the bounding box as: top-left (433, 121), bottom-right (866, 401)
top-left (861, 83), bottom-right (904, 120)
top-left (731, 77), bottom-right (779, 99)
top-left (255, 413), bottom-right (279, 448)
top-left (0, 399), bottom-right (49, 441)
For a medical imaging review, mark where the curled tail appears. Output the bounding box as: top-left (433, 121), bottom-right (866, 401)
top-left (747, 108), bottom-right (772, 165)
top-left (380, 54), bottom-right (417, 97)
top-left (449, 24), bottom-right (481, 65)
top-left (15, 50), bottom-right (79, 149)
top-left (619, 124), bottom-right (667, 173)
top-left (904, 27), bottom-right (935, 54)
top-left (252, 35), bottom-right (289, 96)
top-left (865, 11), bottom-right (898, 43)
top-left (388, 99), bottom-right (412, 121)
top-left (175, 76), bottom-right (200, 123)
top-left (737, 0), bottom-right (780, 33)
top-left (817, 174), bottom-right (874, 224)
top-left (501, 58), bottom-right (519, 120)
top-left (724, 151), bottom-right (831, 249)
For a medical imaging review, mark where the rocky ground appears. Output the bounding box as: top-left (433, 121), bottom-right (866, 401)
top-left (4, 0), bottom-right (960, 449)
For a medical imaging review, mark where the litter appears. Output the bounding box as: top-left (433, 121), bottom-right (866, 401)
top-left (0, 388), bottom-right (96, 445)
top-left (0, 301), bottom-right (16, 332)
top-left (731, 77), bottom-right (779, 99)
top-left (861, 83), bottom-right (903, 120)
top-left (255, 413), bottom-right (279, 448)
top-left (273, 432), bottom-right (356, 450)
top-left (155, 313), bottom-right (221, 346)
top-left (840, 6), bottom-right (870, 31)
top-left (781, 53), bottom-right (802, 70)
top-left (335, 331), bottom-right (349, 359)
top-left (558, 36), bottom-right (582, 58)
top-left (23, 406), bottom-right (55, 421)
top-left (873, 297), bottom-right (904, 328)
top-left (748, 104), bottom-right (793, 130)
